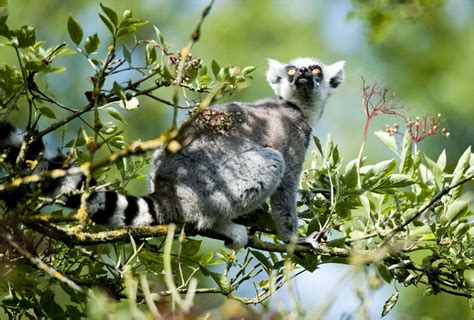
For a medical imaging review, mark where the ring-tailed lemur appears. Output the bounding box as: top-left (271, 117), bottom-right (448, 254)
top-left (0, 57), bottom-right (345, 249)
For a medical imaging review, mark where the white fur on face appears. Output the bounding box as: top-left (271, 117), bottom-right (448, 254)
top-left (288, 57), bottom-right (322, 69)
top-left (265, 56), bottom-right (345, 121)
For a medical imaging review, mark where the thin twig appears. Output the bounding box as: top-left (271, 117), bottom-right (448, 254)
top-left (0, 231), bottom-right (84, 293)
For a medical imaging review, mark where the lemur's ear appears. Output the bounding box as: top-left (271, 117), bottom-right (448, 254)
top-left (266, 59), bottom-right (285, 84)
top-left (266, 59), bottom-right (285, 96)
top-left (326, 60), bottom-right (345, 92)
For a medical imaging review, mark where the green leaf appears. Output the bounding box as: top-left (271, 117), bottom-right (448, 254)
top-left (377, 263), bottom-right (393, 283)
top-left (381, 290), bottom-right (399, 317)
top-left (343, 159), bottom-right (358, 188)
top-left (450, 146), bottom-right (471, 199)
top-left (313, 135), bottom-right (323, 156)
top-left (374, 130), bottom-right (398, 155)
top-left (117, 26), bottom-right (136, 38)
top-left (250, 250), bottom-right (272, 270)
top-left (422, 153), bottom-right (443, 190)
top-left (159, 64), bottom-right (174, 81)
top-left (154, 25), bottom-right (165, 45)
top-left (99, 13), bottom-right (114, 35)
top-left (25, 60), bottom-right (47, 72)
top-left (331, 145), bottom-right (340, 166)
top-left (119, 17), bottom-right (148, 29)
top-left (211, 59), bottom-right (220, 77)
top-left (39, 107), bottom-right (56, 119)
top-left (17, 25), bottom-right (35, 47)
top-left (111, 81), bottom-right (127, 101)
top-left (209, 272), bottom-right (231, 293)
top-left (67, 15), bottom-right (83, 46)
top-left (145, 42), bottom-right (157, 65)
top-left (324, 134), bottom-right (334, 162)
top-left (385, 174), bottom-right (415, 188)
top-left (359, 194), bottom-right (371, 215)
top-left (217, 67), bottom-right (228, 81)
top-left (110, 135), bottom-right (126, 149)
top-left (181, 239), bottom-right (202, 256)
top-left (122, 45), bottom-right (132, 64)
top-left (307, 217), bottom-right (323, 234)
top-left (374, 174), bottom-right (415, 191)
top-left (186, 67), bottom-right (198, 82)
top-left (372, 159), bottom-right (396, 177)
top-left (400, 130), bottom-right (413, 174)
top-left (106, 107), bottom-right (127, 124)
top-left (100, 122), bottom-right (118, 135)
top-left (452, 146), bottom-right (471, 183)
top-left (241, 66), bottom-right (257, 75)
top-left (199, 252), bottom-right (213, 265)
top-left (294, 254), bottom-right (320, 272)
top-left (436, 149), bottom-right (447, 171)
top-left (363, 159), bottom-right (396, 189)
top-left (84, 33), bottom-right (100, 54)
top-left (440, 200), bottom-right (469, 225)
top-left (0, 15), bottom-right (9, 37)
top-left (100, 3), bottom-right (118, 26)
top-left (40, 291), bottom-right (64, 317)
top-left (199, 65), bottom-right (208, 76)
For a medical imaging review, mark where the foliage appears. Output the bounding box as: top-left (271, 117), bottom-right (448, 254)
top-left (349, 0), bottom-right (447, 41)
top-left (0, 2), bottom-right (472, 319)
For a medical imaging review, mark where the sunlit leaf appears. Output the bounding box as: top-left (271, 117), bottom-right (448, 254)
top-left (440, 200), bottom-right (469, 225)
top-left (145, 42), bottom-right (157, 65)
top-left (375, 130), bottom-right (398, 155)
top-left (84, 33), bottom-right (100, 54)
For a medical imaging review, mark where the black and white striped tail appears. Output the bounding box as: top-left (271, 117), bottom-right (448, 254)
top-left (87, 192), bottom-right (161, 227)
top-left (1, 121), bottom-right (160, 227)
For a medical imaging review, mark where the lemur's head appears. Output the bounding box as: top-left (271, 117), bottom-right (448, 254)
top-left (266, 57), bottom-right (345, 121)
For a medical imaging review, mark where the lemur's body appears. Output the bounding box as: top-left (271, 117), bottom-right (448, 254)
top-left (0, 57), bottom-right (345, 249)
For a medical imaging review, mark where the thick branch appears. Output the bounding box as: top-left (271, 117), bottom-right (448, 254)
top-left (23, 220), bottom-right (351, 258)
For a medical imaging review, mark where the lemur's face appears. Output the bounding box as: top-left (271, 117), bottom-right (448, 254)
top-left (266, 57), bottom-right (345, 111)
top-left (285, 59), bottom-right (323, 93)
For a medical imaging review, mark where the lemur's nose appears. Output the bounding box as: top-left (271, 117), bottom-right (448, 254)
top-left (299, 67), bottom-right (308, 73)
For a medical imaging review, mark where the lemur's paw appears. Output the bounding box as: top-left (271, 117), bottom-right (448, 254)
top-left (224, 234), bottom-right (248, 250)
top-left (223, 224), bottom-right (248, 250)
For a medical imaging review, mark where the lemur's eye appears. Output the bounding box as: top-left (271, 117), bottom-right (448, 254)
top-left (287, 67), bottom-right (296, 76)
top-left (311, 68), bottom-right (321, 75)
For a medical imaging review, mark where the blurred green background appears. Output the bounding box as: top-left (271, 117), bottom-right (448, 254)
top-left (1, 0), bottom-right (473, 318)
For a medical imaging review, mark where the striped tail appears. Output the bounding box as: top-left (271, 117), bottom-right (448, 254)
top-left (87, 192), bottom-right (162, 227)
top-left (1, 121), bottom-right (162, 228)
